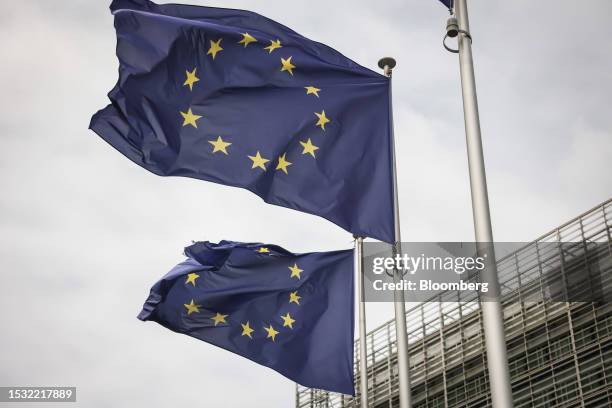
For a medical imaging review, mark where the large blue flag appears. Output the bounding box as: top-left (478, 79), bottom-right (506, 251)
top-left (138, 240), bottom-right (355, 394)
top-left (90, 0), bottom-right (395, 243)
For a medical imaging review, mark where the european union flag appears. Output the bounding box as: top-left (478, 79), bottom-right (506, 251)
top-left (90, 0), bottom-right (395, 243)
top-left (138, 240), bottom-right (355, 394)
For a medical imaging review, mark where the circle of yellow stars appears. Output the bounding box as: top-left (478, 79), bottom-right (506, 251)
top-left (177, 31), bottom-right (331, 178)
top-left (175, 30), bottom-right (331, 339)
top-left (180, 245), bottom-right (308, 343)
top-left (173, 28), bottom-right (340, 342)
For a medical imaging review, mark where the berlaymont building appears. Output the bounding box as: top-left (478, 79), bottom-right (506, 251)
top-left (296, 198), bottom-right (612, 408)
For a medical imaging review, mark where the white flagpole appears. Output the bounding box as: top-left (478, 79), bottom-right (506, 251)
top-left (451, 0), bottom-right (514, 406)
top-left (354, 236), bottom-right (369, 408)
top-left (378, 57), bottom-right (414, 408)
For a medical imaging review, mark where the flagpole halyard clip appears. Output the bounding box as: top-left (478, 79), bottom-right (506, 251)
top-left (443, 16), bottom-right (472, 54)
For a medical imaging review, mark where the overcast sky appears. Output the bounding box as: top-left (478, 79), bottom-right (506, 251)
top-left (1, 1), bottom-right (611, 407)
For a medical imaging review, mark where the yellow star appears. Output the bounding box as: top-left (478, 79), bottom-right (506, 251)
top-left (275, 153), bottom-right (292, 174)
top-left (185, 273), bottom-right (200, 286)
top-left (180, 108), bottom-right (202, 128)
top-left (238, 32), bottom-right (257, 47)
top-left (207, 38), bottom-right (223, 59)
top-left (257, 247), bottom-right (270, 254)
top-left (183, 67), bottom-right (200, 91)
top-left (280, 56), bottom-right (295, 75)
top-left (211, 312), bottom-right (228, 326)
top-left (209, 136), bottom-right (232, 155)
top-left (300, 138), bottom-right (319, 158)
top-left (241, 321), bottom-right (255, 339)
top-left (281, 312), bottom-right (295, 329)
top-left (289, 291), bottom-right (301, 305)
top-left (264, 39), bottom-right (282, 53)
top-left (304, 86), bottom-right (321, 97)
top-left (184, 299), bottom-right (200, 315)
top-left (248, 151), bottom-right (270, 170)
top-left (264, 324), bottom-right (279, 341)
top-left (288, 263), bottom-right (303, 279)
top-left (314, 110), bottom-right (330, 130)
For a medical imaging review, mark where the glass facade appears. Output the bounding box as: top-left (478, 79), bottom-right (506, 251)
top-left (296, 199), bottom-right (612, 408)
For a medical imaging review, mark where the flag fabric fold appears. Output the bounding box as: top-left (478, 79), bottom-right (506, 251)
top-left (439, 0), bottom-right (453, 9)
top-left (138, 240), bottom-right (355, 395)
top-left (90, 0), bottom-right (395, 243)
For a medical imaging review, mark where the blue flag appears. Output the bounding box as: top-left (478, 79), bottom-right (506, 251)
top-left (90, 0), bottom-right (395, 243)
top-left (439, 0), bottom-right (453, 8)
top-left (138, 240), bottom-right (355, 394)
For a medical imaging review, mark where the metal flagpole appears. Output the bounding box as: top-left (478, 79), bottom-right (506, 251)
top-left (378, 57), bottom-right (413, 408)
top-left (354, 236), bottom-right (369, 408)
top-left (447, 0), bottom-right (514, 407)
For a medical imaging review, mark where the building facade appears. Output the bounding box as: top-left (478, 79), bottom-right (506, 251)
top-left (296, 199), bottom-right (612, 408)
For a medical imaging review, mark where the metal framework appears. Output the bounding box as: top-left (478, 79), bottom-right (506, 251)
top-left (296, 198), bottom-right (612, 407)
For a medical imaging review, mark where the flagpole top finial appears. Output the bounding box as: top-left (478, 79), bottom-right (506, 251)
top-left (378, 57), bottom-right (396, 70)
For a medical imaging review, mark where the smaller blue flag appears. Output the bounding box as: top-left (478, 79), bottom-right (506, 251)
top-left (138, 240), bottom-right (355, 395)
top-left (439, 0), bottom-right (453, 9)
